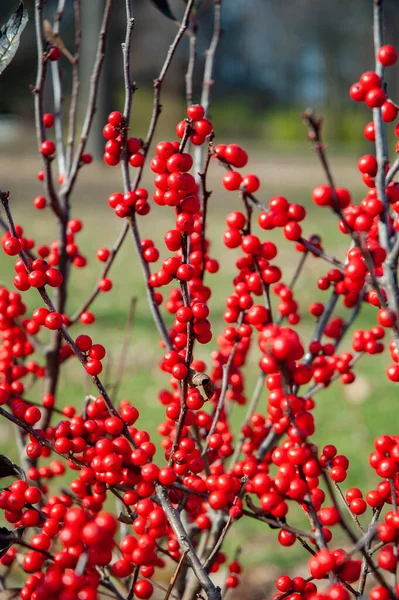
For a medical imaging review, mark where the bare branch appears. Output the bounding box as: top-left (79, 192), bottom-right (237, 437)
top-left (63, 0), bottom-right (113, 194)
top-left (202, 312), bottom-right (244, 457)
top-left (50, 0), bottom-right (67, 177)
top-left (156, 485), bottom-right (221, 600)
top-left (69, 222), bottom-right (129, 325)
top-left (111, 296), bottom-right (137, 399)
top-left (194, 0), bottom-right (222, 177)
top-left (66, 0), bottom-right (82, 173)
top-left (34, 0), bottom-right (64, 221)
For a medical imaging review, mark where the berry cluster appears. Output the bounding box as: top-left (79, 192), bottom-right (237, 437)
top-left (103, 111), bottom-right (143, 168)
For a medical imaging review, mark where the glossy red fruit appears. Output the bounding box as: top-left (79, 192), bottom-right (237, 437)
top-left (365, 87), bottom-right (386, 108)
top-left (187, 104), bottom-right (205, 120)
top-left (222, 171), bottom-right (242, 191)
top-left (378, 45), bottom-right (398, 66)
top-left (43, 113), bottom-right (55, 128)
top-left (108, 111), bottom-right (124, 127)
top-left (41, 140), bottom-right (56, 157)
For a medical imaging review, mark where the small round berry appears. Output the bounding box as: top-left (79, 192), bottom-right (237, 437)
top-left (33, 196), bottom-right (46, 209)
top-left (3, 237), bottom-right (21, 256)
top-left (349, 82), bottom-right (365, 102)
top-left (48, 46), bottom-right (62, 61)
top-left (378, 45), bottom-right (398, 67)
top-left (242, 174), bottom-right (260, 193)
top-left (187, 104), bottom-right (205, 120)
top-left (108, 111), bottom-right (124, 127)
top-left (86, 359), bottom-right (103, 376)
top-left (365, 88), bottom-right (386, 108)
top-left (194, 119), bottom-right (213, 137)
top-left (81, 152), bottom-right (93, 164)
top-left (44, 312), bottom-right (63, 330)
top-left (97, 248), bottom-right (110, 262)
top-left (41, 140), bottom-right (56, 157)
top-left (134, 580), bottom-right (153, 599)
top-left (222, 171), bottom-right (242, 191)
top-left (43, 113), bottom-right (55, 128)
top-left (360, 71), bottom-right (381, 91)
top-left (75, 334), bottom-right (92, 352)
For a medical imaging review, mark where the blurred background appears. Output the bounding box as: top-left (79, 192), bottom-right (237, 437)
top-left (1, 0), bottom-right (399, 151)
top-left (0, 1), bottom-right (399, 597)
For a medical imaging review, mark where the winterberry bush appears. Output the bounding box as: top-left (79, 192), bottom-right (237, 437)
top-left (0, 0), bottom-right (399, 599)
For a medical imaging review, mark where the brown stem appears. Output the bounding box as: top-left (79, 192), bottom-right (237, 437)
top-left (202, 312), bottom-right (244, 457)
top-left (156, 485), bottom-right (221, 600)
top-left (133, 0), bottom-right (196, 190)
top-left (194, 0), bottom-right (222, 177)
top-left (63, 0), bottom-right (113, 196)
top-left (34, 0), bottom-right (64, 221)
top-left (199, 137), bottom-right (214, 281)
top-left (164, 551), bottom-right (188, 600)
top-left (168, 234), bottom-right (195, 464)
top-left (66, 0), bottom-right (82, 173)
top-left (50, 0), bottom-right (67, 176)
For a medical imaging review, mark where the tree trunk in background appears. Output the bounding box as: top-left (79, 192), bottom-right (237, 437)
top-left (79, 0), bottom-right (113, 159)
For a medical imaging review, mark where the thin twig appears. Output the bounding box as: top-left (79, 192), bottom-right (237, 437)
top-left (185, 17), bottom-right (197, 108)
top-left (164, 551), bottom-right (188, 600)
top-left (66, 0), bottom-right (82, 173)
top-left (133, 0), bottom-right (196, 190)
top-left (63, 0), bottom-right (113, 196)
top-left (229, 370), bottom-right (265, 468)
top-left (69, 223), bottom-right (129, 324)
top-left (50, 0), bottom-right (67, 177)
top-left (358, 508), bottom-right (383, 595)
top-left (194, 0), bottom-right (222, 177)
top-left (156, 485), bottom-right (221, 600)
top-left (34, 0), bottom-right (64, 221)
top-left (111, 296), bottom-right (137, 399)
top-left (202, 312), bottom-right (244, 457)
top-left (386, 156), bottom-right (399, 185)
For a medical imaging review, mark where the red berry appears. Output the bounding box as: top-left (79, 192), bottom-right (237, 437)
top-left (108, 111), bottom-right (124, 127)
top-left (365, 87), bottom-right (386, 108)
top-left (48, 46), bottom-right (62, 61)
top-left (44, 312), bottom-right (63, 330)
top-left (3, 237), bottom-right (21, 256)
top-left (134, 580), bottom-right (153, 599)
top-left (41, 140), bottom-right (56, 157)
top-left (222, 171), bottom-right (242, 191)
top-left (242, 174), bottom-right (260, 193)
top-left (43, 113), bottom-right (55, 128)
top-left (378, 45), bottom-right (398, 67)
top-left (360, 71), bottom-right (381, 91)
top-left (194, 119), bottom-right (212, 136)
top-left (381, 101), bottom-right (398, 123)
top-left (349, 82), bottom-right (366, 102)
top-left (86, 359), bottom-right (103, 376)
top-left (187, 104), bottom-right (205, 120)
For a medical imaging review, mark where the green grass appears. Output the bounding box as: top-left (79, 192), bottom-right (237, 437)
top-left (0, 148), bottom-right (396, 572)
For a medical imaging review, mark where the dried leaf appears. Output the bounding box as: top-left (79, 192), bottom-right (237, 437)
top-left (43, 20), bottom-right (75, 65)
top-left (0, 2), bottom-right (28, 76)
top-left (202, 378), bottom-right (215, 400)
top-left (150, 0), bottom-right (176, 21)
top-left (188, 369), bottom-right (215, 400)
top-left (118, 512), bottom-right (134, 524)
top-left (0, 455), bottom-right (26, 481)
